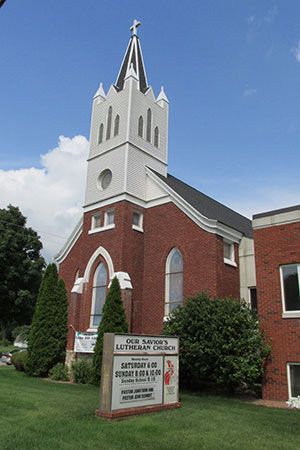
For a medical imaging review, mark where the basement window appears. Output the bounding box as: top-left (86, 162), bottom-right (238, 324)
top-left (288, 363), bottom-right (300, 399)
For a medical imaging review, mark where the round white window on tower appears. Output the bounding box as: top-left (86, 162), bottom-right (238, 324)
top-left (97, 169), bottom-right (112, 191)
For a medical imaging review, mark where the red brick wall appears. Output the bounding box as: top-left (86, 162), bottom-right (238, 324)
top-left (254, 221), bottom-right (300, 400)
top-left (59, 200), bottom-right (241, 349)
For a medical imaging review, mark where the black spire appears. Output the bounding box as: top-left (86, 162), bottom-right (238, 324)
top-left (115, 20), bottom-right (148, 94)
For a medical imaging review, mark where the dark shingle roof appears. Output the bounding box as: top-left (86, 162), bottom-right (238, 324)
top-left (151, 170), bottom-right (253, 238)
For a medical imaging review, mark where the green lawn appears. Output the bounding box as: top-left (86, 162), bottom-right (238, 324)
top-left (0, 366), bottom-right (299, 450)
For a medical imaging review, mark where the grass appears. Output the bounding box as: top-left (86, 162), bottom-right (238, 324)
top-left (0, 366), bottom-right (300, 450)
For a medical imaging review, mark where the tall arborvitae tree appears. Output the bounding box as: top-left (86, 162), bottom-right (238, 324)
top-left (93, 277), bottom-right (128, 384)
top-left (0, 205), bottom-right (45, 339)
top-left (27, 264), bottom-right (68, 377)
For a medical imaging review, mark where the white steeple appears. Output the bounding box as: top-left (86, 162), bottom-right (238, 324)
top-left (84, 21), bottom-right (169, 211)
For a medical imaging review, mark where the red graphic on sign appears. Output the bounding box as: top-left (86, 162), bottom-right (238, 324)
top-left (164, 359), bottom-right (175, 385)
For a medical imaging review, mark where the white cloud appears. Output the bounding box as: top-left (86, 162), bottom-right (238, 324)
top-left (244, 88), bottom-right (257, 97)
top-left (0, 135), bottom-right (89, 261)
top-left (292, 41), bottom-right (300, 62)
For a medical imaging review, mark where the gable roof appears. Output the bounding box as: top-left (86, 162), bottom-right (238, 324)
top-left (151, 170), bottom-right (253, 238)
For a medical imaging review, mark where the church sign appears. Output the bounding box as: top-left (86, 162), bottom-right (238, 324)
top-left (74, 331), bottom-right (97, 353)
top-left (96, 333), bottom-right (180, 419)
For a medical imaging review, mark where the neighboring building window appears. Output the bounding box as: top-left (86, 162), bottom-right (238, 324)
top-left (132, 211), bottom-right (143, 231)
top-left (288, 363), bottom-right (300, 398)
top-left (280, 264), bottom-right (300, 312)
top-left (91, 262), bottom-right (107, 328)
top-left (106, 106), bottom-right (112, 140)
top-left (92, 213), bottom-right (101, 229)
top-left (98, 123), bottom-right (104, 144)
top-left (104, 209), bottom-right (115, 227)
top-left (249, 287), bottom-right (257, 311)
top-left (138, 115), bottom-right (143, 137)
top-left (146, 108), bottom-right (152, 142)
top-left (223, 240), bottom-right (235, 265)
top-left (114, 115), bottom-right (120, 137)
top-left (165, 248), bottom-right (183, 317)
top-left (154, 126), bottom-right (159, 148)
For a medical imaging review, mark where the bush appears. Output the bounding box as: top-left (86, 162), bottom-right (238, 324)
top-left (49, 363), bottom-right (69, 381)
top-left (27, 264), bottom-right (68, 377)
top-left (92, 277), bottom-right (128, 385)
top-left (0, 338), bottom-right (11, 348)
top-left (163, 293), bottom-right (270, 392)
top-left (11, 351), bottom-right (28, 372)
top-left (71, 360), bottom-right (93, 384)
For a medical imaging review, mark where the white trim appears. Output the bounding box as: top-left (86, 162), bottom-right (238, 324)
top-left (87, 140), bottom-right (168, 166)
top-left (146, 168), bottom-right (243, 243)
top-left (88, 224), bottom-right (115, 235)
top-left (132, 211), bottom-right (144, 232)
top-left (54, 217), bottom-right (83, 264)
top-left (89, 262), bottom-right (108, 329)
top-left (165, 248), bottom-right (184, 318)
top-left (224, 258), bottom-right (237, 267)
top-left (83, 245), bottom-right (114, 283)
top-left (58, 168), bottom-right (245, 264)
top-left (282, 311), bottom-right (300, 318)
top-left (223, 240), bottom-right (236, 266)
top-left (253, 208), bottom-right (300, 230)
top-left (132, 225), bottom-right (144, 233)
top-left (104, 209), bottom-right (115, 227)
top-left (279, 264), bottom-right (300, 315)
top-left (287, 362), bottom-right (300, 399)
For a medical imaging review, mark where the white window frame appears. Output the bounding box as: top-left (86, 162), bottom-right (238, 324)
top-left (164, 248), bottom-right (184, 320)
top-left (89, 210), bottom-right (115, 234)
top-left (132, 211), bottom-right (143, 232)
top-left (223, 239), bottom-right (237, 267)
top-left (89, 263), bottom-right (107, 330)
top-left (104, 209), bottom-right (115, 228)
top-left (91, 213), bottom-right (101, 230)
top-left (287, 362), bottom-right (300, 399)
top-left (280, 264), bottom-right (300, 318)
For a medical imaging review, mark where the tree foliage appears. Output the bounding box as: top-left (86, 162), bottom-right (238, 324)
top-left (0, 205), bottom-right (45, 339)
top-left (164, 293), bottom-right (270, 392)
top-left (27, 264), bottom-right (68, 377)
top-left (92, 277), bottom-right (128, 384)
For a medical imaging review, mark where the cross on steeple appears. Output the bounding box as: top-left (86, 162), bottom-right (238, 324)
top-left (130, 19), bottom-right (141, 36)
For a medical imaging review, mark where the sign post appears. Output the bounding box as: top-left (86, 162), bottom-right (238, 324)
top-left (96, 333), bottom-right (180, 419)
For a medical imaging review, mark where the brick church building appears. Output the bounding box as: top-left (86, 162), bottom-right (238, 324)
top-left (56, 23), bottom-right (254, 372)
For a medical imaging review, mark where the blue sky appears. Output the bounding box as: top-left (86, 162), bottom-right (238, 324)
top-left (0, 1), bottom-right (299, 257)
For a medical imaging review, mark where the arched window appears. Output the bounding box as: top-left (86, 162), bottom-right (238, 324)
top-left (146, 108), bottom-right (152, 142)
top-left (138, 115), bottom-right (143, 138)
top-left (98, 123), bottom-right (104, 144)
top-left (165, 248), bottom-right (183, 317)
top-left (75, 269), bottom-right (80, 282)
top-left (154, 126), bottom-right (159, 148)
top-left (114, 115), bottom-right (120, 137)
top-left (106, 106), bottom-right (112, 140)
top-left (91, 262), bottom-right (108, 328)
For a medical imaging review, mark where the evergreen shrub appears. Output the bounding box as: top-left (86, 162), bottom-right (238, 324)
top-left (163, 292), bottom-right (270, 392)
top-left (27, 264), bottom-right (68, 377)
top-left (92, 277), bottom-right (128, 385)
top-left (11, 351), bottom-right (28, 372)
top-left (71, 360), bottom-right (93, 384)
top-left (49, 363), bottom-right (69, 381)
